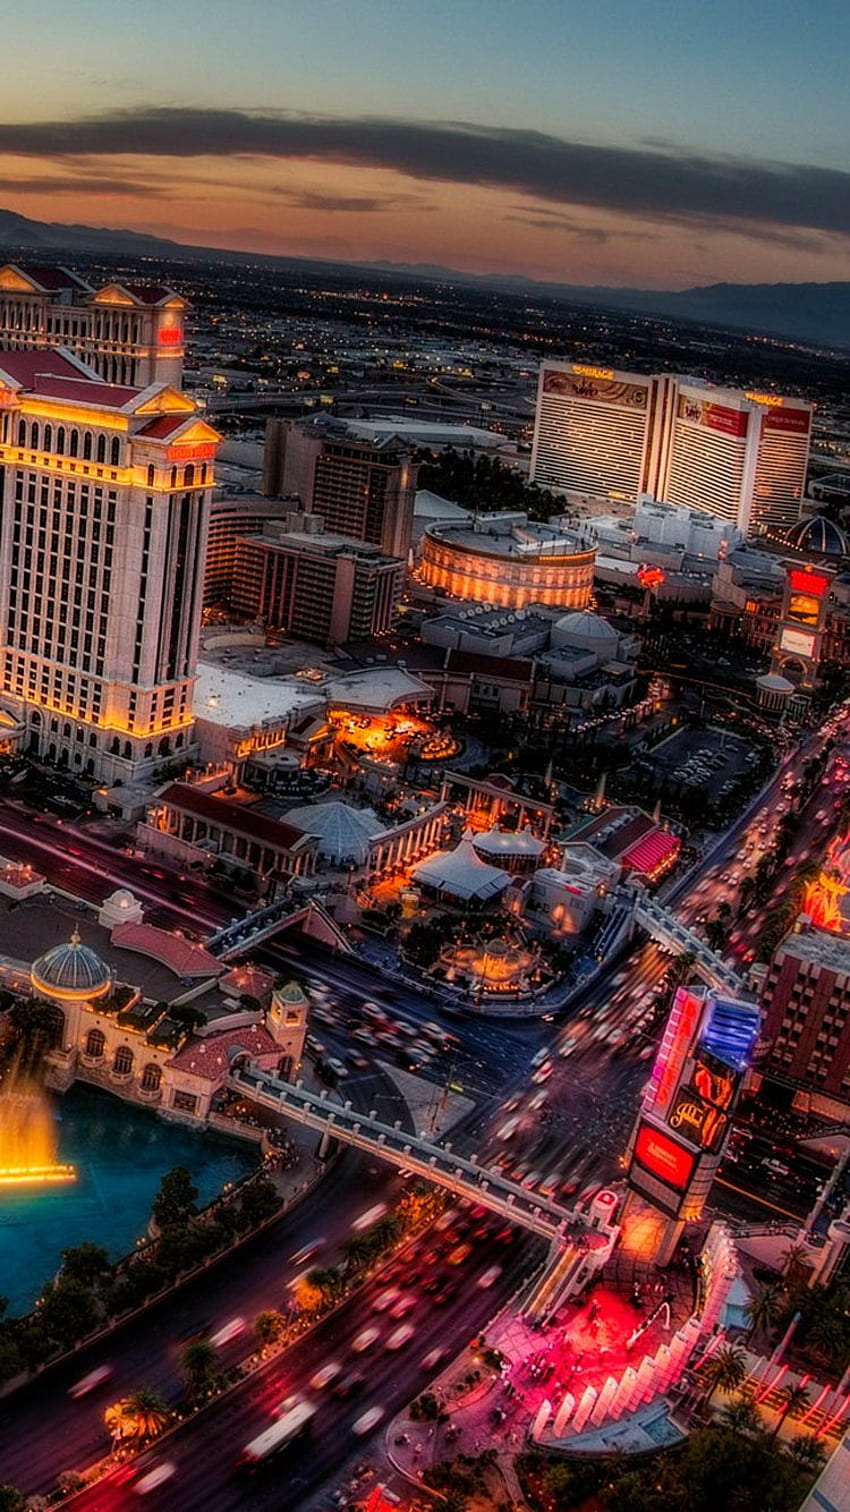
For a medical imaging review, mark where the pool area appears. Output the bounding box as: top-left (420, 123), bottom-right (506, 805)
top-left (0, 1083), bottom-right (258, 1315)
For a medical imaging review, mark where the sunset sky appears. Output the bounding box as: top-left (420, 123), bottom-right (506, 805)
top-left (2, 0), bottom-right (849, 288)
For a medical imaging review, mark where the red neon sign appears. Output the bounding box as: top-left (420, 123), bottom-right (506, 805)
top-left (634, 1122), bottom-right (697, 1191)
top-left (159, 327), bottom-right (182, 346)
top-left (788, 568), bottom-right (830, 597)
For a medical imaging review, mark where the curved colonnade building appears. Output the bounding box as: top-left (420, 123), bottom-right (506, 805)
top-left (418, 512), bottom-right (596, 611)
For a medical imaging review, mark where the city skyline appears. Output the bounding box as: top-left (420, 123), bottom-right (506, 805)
top-left (1, 0), bottom-right (848, 288)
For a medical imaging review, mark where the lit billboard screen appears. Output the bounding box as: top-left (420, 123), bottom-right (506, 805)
top-left (667, 1085), bottom-right (729, 1152)
top-left (632, 1121), bottom-right (698, 1193)
top-left (780, 627), bottom-right (816, 659)
top-left (542, 368), bottom-right (649, 409)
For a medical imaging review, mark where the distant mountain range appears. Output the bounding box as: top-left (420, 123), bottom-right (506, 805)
top-left (0, 206), bottom-right (848, 349)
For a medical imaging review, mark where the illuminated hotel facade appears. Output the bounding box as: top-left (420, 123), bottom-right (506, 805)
top-left (531, 361), bottom-right (813, 536)
top-left (0, 348), bottom-right (219, 784)
top-left (0, 264), bottom-right (187, 389)
top-left (419, 512), bottom-right (596, 610)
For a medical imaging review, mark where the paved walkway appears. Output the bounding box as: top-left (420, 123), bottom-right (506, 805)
top-left (386, 1204), bottom-right (698, 1493)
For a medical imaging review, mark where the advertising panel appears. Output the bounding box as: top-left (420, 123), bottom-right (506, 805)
top-left (780, 627), bottom-right (816, 659)
top-left (678, 394), bottom-right (748, 437)
top-left (788, 568), bottom-right (830, 598)
top-left (667, 1085), bottom-right (729, 1152)
top-left (543, 367), bottom-right (649, 409)
top-left (631, 1120), bottom-right (697, 1193)
top-left (762, 406), bottom-right (812, 435)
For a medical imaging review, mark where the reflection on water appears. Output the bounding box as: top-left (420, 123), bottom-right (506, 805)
top-left (0, 1083), bottom-right (256, 1314)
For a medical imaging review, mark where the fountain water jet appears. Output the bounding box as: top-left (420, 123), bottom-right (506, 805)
top-left (0, 1052), bottom-right (75, 1187)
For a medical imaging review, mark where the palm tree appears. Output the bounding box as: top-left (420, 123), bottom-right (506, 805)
top-left (771, 1381), bottom-right (810, 1440)
top-left (104, 1388), bottom-right (171, 1446)
top-left (744, 1284), bottom-right (782, 1345)
top-left (181, 1337), bottom-right (218, 1400)
top-left (721, 1393), bottom-right (762, 1438)
top-left (306, 1265), bottom-right (344, 1304)
top-left (254, 1309), bottom-right (285, 1347)
top-left (786, 1434), bottom-right (827, 1473)
top-left (341, 1234), bottom-right (374, 1274)
top-left (701, 1343), bottom-right (748, 1408)
top-left (369, 1216), bottom-right (401, 1252)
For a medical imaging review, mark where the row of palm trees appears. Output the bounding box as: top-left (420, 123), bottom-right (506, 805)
top-left (700, 1342), bottom-right (824, 1472)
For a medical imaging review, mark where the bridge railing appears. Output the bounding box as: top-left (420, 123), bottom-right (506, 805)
top-left (232, 1067), bottom-right (581, 1242)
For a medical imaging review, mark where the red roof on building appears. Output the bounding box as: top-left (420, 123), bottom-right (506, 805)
top-left (30, 374), bottom-right (139, 407)
top-left (621, 829), bottom-right (680, 877)
top-left (158, 783), bottom-right (311, 854)
top-left (168, 1023), bottom-right (280, 1083)
top-left (110, 922), bottom-right (223, 980)
top-left (0, 349), bottom-right (91, 386)
top-left (119, 283), bottom-right (181, 306)
top-left (14, 264), bottom-right (91, 292)
top-left (137, 415), bottom-right (190, 440)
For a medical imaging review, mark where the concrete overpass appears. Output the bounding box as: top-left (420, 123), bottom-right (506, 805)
top-left (631, 892), bottom-right (746, 994)
top-left (206, 896), bottom-right (350, 960)
top-left (232, 1065), bottom-right (581, 1242)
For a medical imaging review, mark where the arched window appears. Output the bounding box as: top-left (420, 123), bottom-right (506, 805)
top-left (170, 467), bottom-right (177, 488)
top-left (96, 434), bottom-right (106, 464)
top-left (123, 740), bottom-right (132, 760)
top-left (41, 1005), bottom-right (66, 1050)
top-left (69, 429), bottom-right (79, 457)
top-left (141, 1063), bottom-right (162, 1093)
top-left (85, 1028), bottom-right (105, 1059)
top-left (113, 1046), bottom-right (134, 1076)
top-left (82, 431), bottom-right (93, 460)
top-left (16, 419), bottom-right (25, 446)
top-left (184, 463), bottom-right (195, 487)
top-left (158, 736), bottom-right (171, 757)
top-left (147, 464), bottom-right (155, 487)
top-left (110, 736), bottom-right (120, 755)
top-left (57, 427), bottom-right (65, 453)
top-left (30, 422), bottom-right (39, 449)
top-left (43, 425), bottom-right (52, 451)
top-left (144, 743), bottom-right (153, 758)
top-left (110, 437), bottom-right (120, 466)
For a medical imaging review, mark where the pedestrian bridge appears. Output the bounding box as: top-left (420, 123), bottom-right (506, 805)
top-left (232, 1066), bottom-right (580, 1243)
top-left (207, 896), bottom-right (350, 959)
top-left (631, 893), bottom-right (745, 994)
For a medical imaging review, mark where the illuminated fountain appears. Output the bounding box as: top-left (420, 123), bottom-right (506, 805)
top-left (439, 932), bottom-right (549, 999)
top-left (0, 1054), bottom-right (75, 1187)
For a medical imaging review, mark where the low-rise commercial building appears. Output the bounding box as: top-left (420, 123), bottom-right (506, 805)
top-left (418, 512), bottom-right (596, 610)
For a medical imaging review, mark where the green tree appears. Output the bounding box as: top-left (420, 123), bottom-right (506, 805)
top-left (786, 1434), bottom-right (827, 1474)
top-left (104, 1387), bottom-right (171, 1445)
top-left (771, 1381), bottom-right (810, 1440)
top-left (0, 1488), bottom-right (23, 1512)
top-left (744, 1284), bottom-right (783, 1345)
top-left (238, 1176), bottom-right (280, 1229)
top-left (721, 1393), bottom-right (762, 1437)
top-left (152, 1166), bottom-right (198, 1229)
top-left (701, 1343), bottom-right (748, 1408)
top-left (306, 1265), bottom-right (344, 1304)
top-left (181, 1337), bottom-right (218, 1400)
top-left (254, 1309), bottom-right (285, 1347)
top-left (60, 1242), bottom-right (112, 1289)
top-left (341, 1234), bottom-right (375, 1273)
top-left (38, 1277), bottom-right (100, 1346)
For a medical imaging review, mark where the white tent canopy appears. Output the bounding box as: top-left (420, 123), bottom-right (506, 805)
top-left (412, 831), bottom-right (511, 903)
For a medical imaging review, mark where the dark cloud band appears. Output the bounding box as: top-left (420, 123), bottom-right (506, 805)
top-left (0, 108), bottom-right (847, 235)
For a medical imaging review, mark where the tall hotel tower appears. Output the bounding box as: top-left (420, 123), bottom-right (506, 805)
top-left (531, 360), bottom-right (813, 536)
top-left (530, 362), bottom-right (657, 503)
top-left (0, 282), bottom-right (218, 786)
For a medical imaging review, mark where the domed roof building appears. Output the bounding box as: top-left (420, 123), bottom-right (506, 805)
top-left (551, 610), bottom-right (619, 653)
top-left (31, 930), bottom-right (113, 1002)
top-left (785, 517), bottom-right (850, 557)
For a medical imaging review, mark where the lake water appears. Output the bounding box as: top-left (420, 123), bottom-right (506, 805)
top-left (0, 1083), bottom-right (257, 1315)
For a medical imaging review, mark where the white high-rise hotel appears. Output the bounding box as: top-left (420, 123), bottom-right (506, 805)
top-left (531, 360), bottom-right (813, 536)
top-left (0, 264), bottom-right (219, 785)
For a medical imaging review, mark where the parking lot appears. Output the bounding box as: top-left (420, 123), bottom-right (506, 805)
top-left (645, 725), bottom-right (761, 805)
